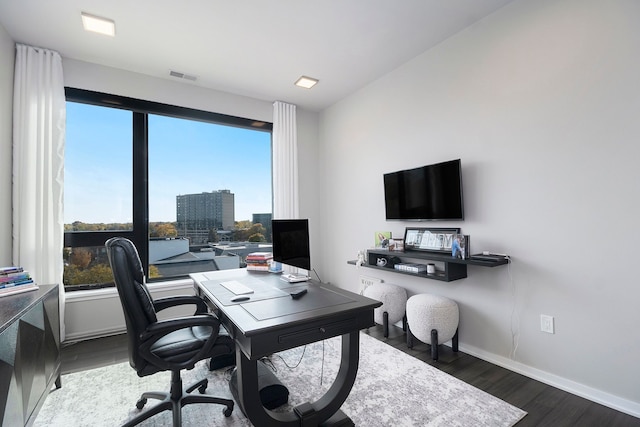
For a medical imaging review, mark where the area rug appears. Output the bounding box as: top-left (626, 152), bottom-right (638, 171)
top-left (35, 332), bottom-right (526, 426)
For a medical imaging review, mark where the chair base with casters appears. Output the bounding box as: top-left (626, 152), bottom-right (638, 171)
top-left (124, 370), bottom-right (233, 427)
top-left (406, 293), bottom-right (459, 361)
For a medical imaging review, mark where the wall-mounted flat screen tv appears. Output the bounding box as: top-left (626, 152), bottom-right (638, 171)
top-left (384, 159), bottom-right (464, 221)
top-left (272, 219), bottom-right (311, 271)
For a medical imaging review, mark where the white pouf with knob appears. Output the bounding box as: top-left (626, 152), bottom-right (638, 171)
top-left (363, 283), bottom-right (407, 337)
top-left (406, 293), bottom-right (459, 360)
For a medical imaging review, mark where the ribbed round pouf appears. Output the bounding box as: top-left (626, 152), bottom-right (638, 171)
top-left (363, 283), bottom-right (407, 337)
top-left (406, 294), bottom-right (459, 360)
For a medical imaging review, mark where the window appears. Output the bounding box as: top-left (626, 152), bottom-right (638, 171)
top-left (63, 88), bottom-right (273, 290)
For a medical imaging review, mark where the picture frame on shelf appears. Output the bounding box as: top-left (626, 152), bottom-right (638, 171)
top-left (452, 234), bottom-right (470, 259)
top-left (390, 238), bottom-right (404, 251)
top-left (374, 231), bottom-right (392, 249)
top-left (403, 227), bottom-right (461, 254)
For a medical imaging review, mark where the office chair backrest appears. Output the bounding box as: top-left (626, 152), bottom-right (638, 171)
top-left (105, 237), bottom-right (157, 372)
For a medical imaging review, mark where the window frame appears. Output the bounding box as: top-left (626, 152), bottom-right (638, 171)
top-left (63, 87), bottom-right (273, 291)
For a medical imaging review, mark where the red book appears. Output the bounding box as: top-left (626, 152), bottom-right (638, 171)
top-left (246, 252), bottom-right (273, 261)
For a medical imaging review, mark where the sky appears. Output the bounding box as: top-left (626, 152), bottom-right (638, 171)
top-left (64, 102), bottom-right (272, 224)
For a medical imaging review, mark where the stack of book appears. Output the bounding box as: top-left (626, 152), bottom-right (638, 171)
top-left (394, 263), bottom-right (428, 274)
top-left (0, 266), bottom-right (39, 297)
top-left (246, 252), bottom-right (273, 272)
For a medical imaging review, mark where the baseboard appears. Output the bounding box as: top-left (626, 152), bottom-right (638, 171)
top-left (64, 325), bottom-right (126, 344)
top-left (458, 343), bottom-right (640, 419)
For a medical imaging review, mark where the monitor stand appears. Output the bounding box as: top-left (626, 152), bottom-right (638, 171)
top-left (280, 273), bottom-right (309, 283)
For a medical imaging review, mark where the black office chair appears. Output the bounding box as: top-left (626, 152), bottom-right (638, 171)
top-left (105, 237), bottom-right (235, 427)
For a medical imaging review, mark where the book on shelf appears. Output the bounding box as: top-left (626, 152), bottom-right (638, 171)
top-left (246, 264), bottom-right (271, 272)
top-left (1, 266), bottom-right (24, 275)
top-left (0, 283), bottom-right (39, 297)
top-left (394, 263), bottom-right (427, 273)
top-left (0, 266), bottom-right (37, 297)
top-left (246, 259), bottom-right (271, 265)
top-left (1, 272), bottom-right (31, 283)
top-left (246, 252), bottom-right (273, 260)
top-left (246, 252), bottom-right (273, 271)
top-left (0, 278), bottom-right (34, 289)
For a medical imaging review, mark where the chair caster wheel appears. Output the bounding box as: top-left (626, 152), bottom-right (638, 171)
top-left (136, 398), bottom-right (147, 409)
top-left (223, 406), bottom-right (233, 417)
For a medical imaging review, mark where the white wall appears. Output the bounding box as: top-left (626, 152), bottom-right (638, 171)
top-left (318, 0), bottom-right (640, 416)
top-left (0, 23), bottom-right (14, 265)
top-left (63, 58), bottom-right (274, 123)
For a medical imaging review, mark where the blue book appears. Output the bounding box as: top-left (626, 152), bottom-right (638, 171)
top-left (0, 272), bottom-right (29, 282)
top-left (0, 278), bottom-right (34, 289)
top-left (0, 266), bottom-right (24, 275)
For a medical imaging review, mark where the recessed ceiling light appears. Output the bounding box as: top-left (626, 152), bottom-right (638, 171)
top-left (81, 12), bottom-right (116, 37)
top-left (294, 76), bottom-right (319, 89)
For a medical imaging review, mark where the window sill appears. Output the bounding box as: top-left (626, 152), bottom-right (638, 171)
top-left (64, 277), bottom-right (195, 302)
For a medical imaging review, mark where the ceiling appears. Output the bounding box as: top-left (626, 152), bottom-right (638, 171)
top-left (0, 0), bottom-right (515, 112)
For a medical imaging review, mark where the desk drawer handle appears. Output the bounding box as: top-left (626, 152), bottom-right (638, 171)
top-left (278, 319), bottom-right (355, 344)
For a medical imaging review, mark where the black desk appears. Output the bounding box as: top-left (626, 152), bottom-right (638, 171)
top-left (191, 269), bottom-right (381, 427)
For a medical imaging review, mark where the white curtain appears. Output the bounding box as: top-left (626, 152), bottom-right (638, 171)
top-left (13, 44), bottom-right (66, 340)
top-left (272, 101), bottom-right (299, 219)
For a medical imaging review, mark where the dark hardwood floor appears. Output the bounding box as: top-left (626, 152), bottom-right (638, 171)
top-left (61, 324), bottom-right (640, 426)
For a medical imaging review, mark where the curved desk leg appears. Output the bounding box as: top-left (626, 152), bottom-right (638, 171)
top-left (236, 332), bottom-right (360, 427)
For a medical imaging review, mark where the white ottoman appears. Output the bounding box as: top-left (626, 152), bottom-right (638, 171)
top-left (406, 294), bottom-right (459, 360)
top-left (363, 283), bottom-right (408, 337)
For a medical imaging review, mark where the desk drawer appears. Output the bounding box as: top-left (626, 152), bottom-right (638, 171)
top-left (278, 318), bottom-right (355, 346)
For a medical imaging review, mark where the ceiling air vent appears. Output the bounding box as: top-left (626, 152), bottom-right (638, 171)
top-left (169, 70), bottom-right (197, 81)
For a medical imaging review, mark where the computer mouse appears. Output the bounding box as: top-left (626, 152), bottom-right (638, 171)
top-left (290, 289), bottom-right (307, 299)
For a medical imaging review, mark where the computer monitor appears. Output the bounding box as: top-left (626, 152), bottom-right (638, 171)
top-left (272, 219), bottom-right (311, 271)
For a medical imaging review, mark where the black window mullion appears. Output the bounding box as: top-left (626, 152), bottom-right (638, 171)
top-left (133, 112), bottom-right (149, 276)
top-left (63, 231), bottom-right (136, 248)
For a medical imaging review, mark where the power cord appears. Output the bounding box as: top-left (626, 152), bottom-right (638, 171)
top-left (269, 344), bottom-right (308, 370)
top-left (312, 268), bottom-right (322, 283)
top-left (259, 356), bottom-right (277, 372)
top-left (266, 339), bottom-right (328, 386)
top-left (506, 256), bottom-right (520, 361)
top-left (320, 340), bottom-right (325, 386)
top-left (483, 252), bottom-right (519, 360)
top-left (223, 365), bottom-right (236, 381)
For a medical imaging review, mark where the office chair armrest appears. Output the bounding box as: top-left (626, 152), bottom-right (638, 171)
top-left (140, 314), bottom-right (220, 342)
top-left (153, 295), bottom-right (209, 315)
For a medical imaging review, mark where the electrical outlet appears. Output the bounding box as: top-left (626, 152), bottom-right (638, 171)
top-left (540, 314), bottom-right (554, 334)
top-left (359, 275), bottom-right (382, 290)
